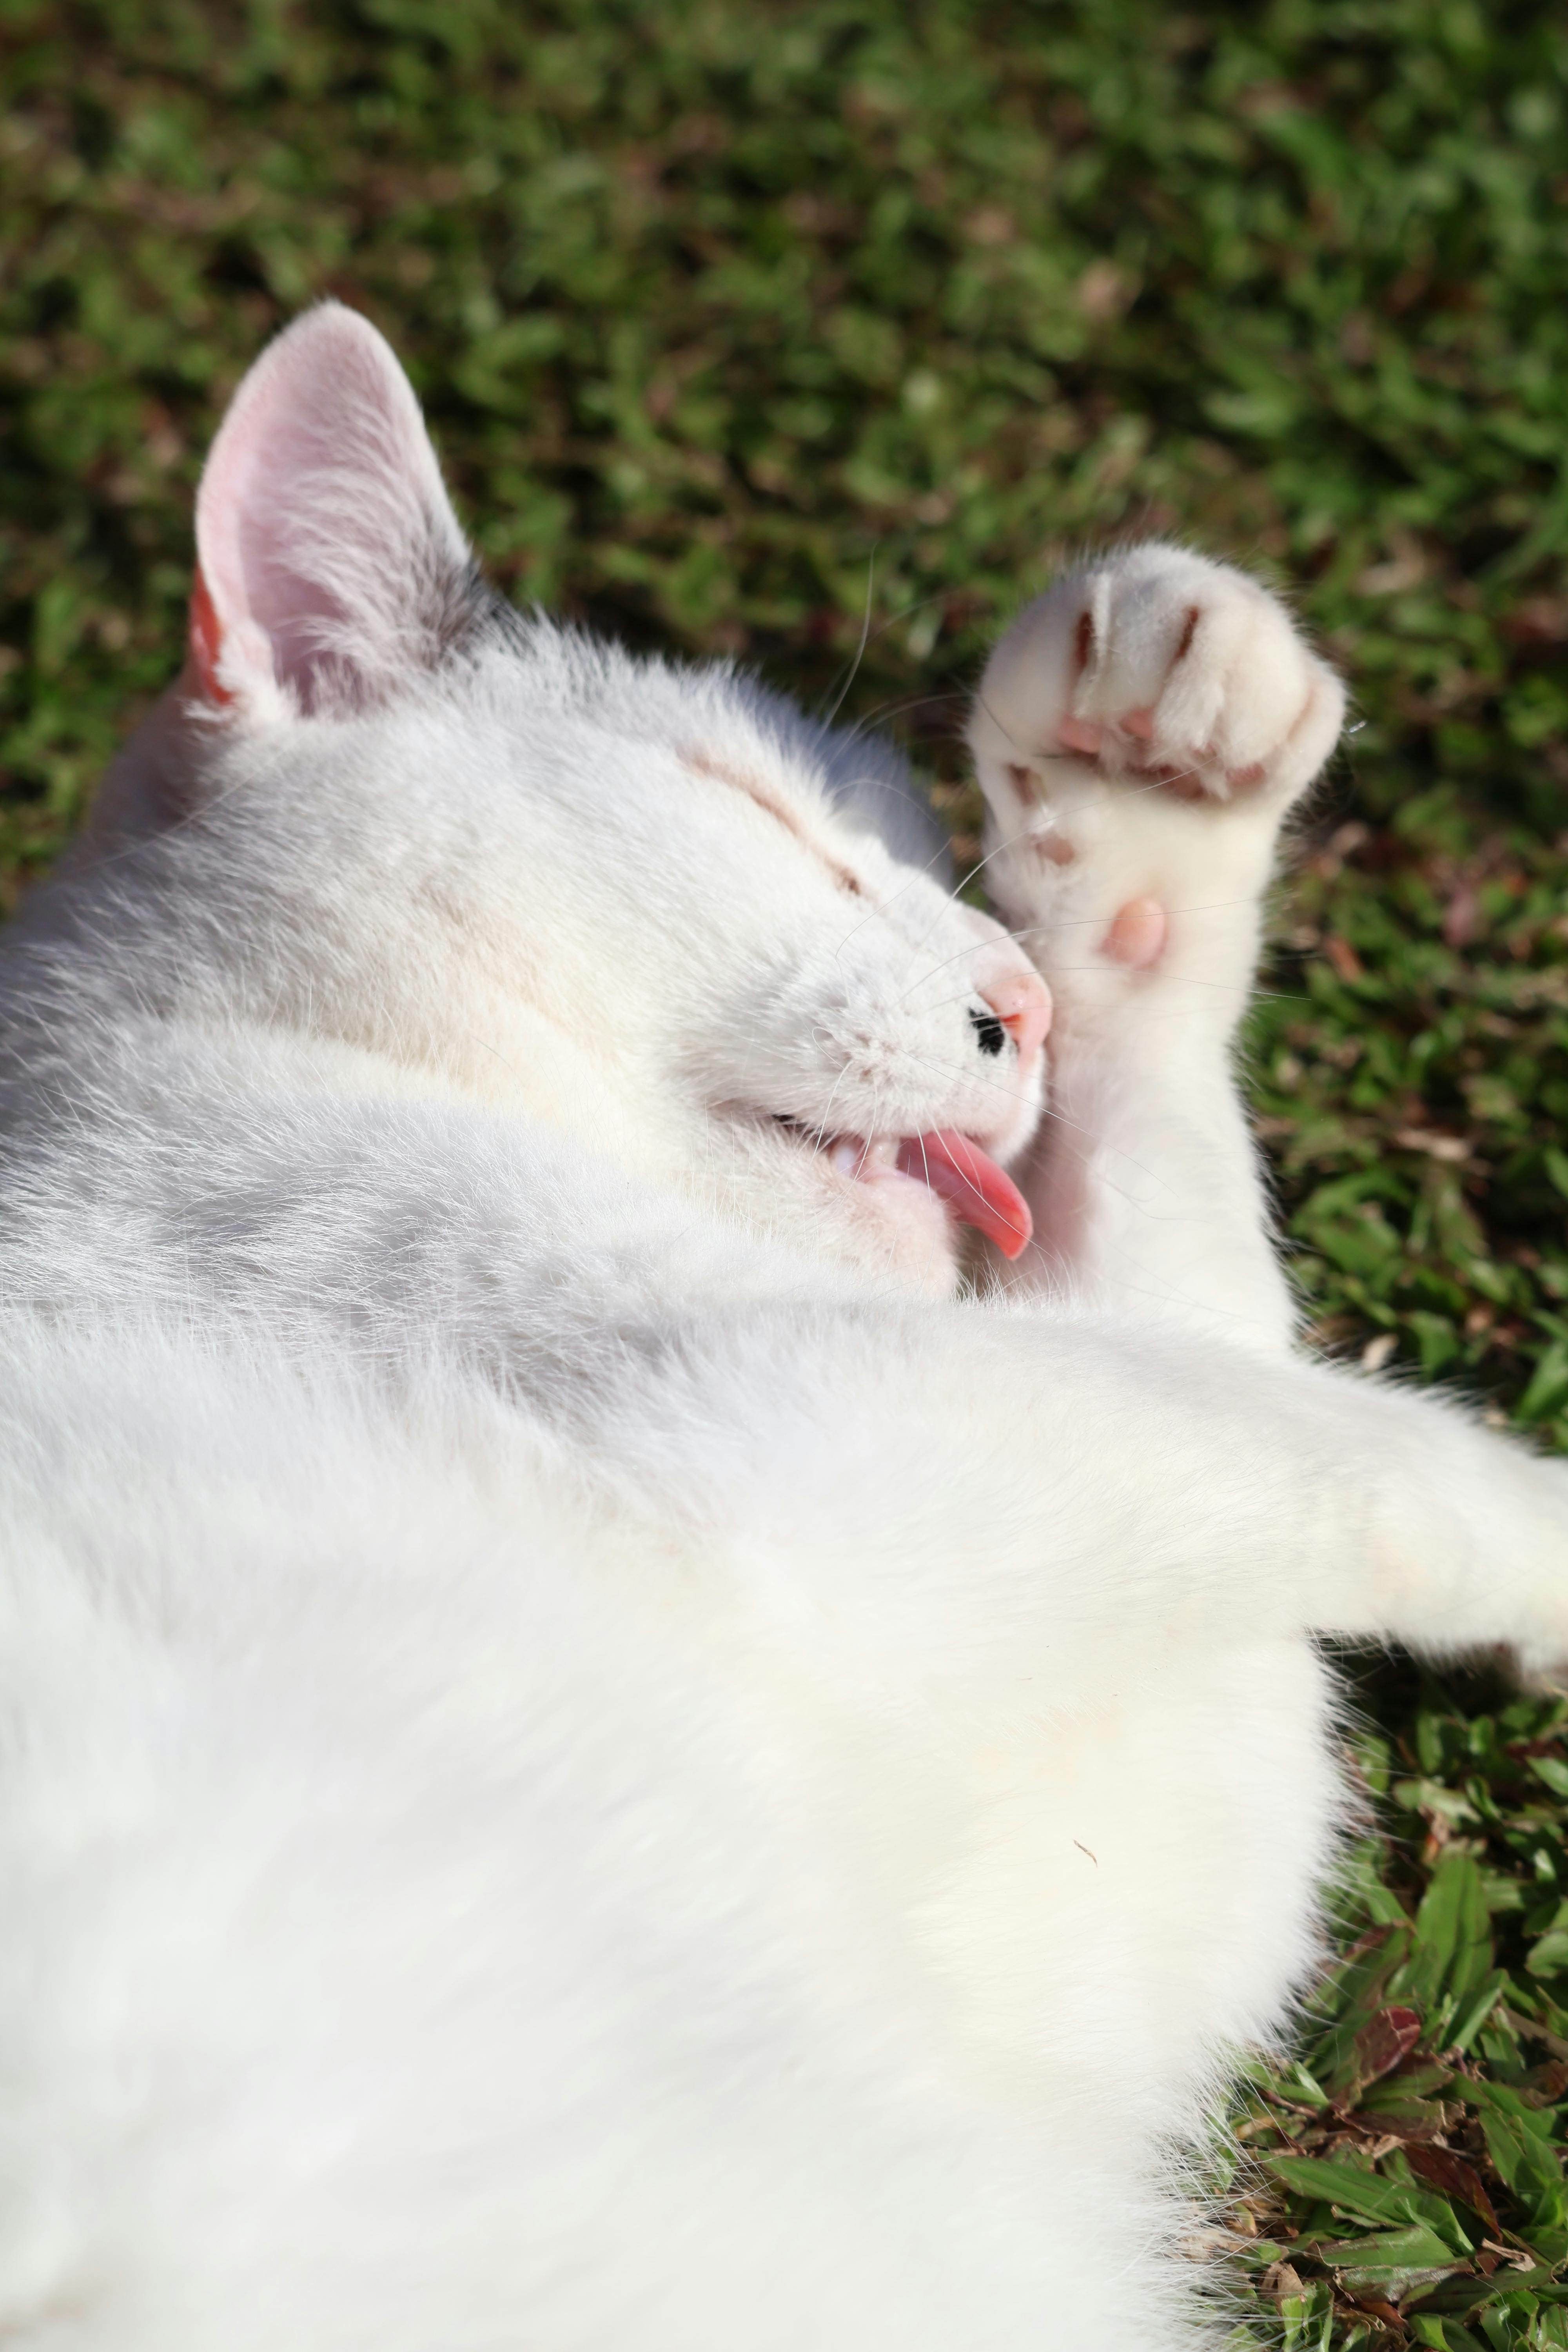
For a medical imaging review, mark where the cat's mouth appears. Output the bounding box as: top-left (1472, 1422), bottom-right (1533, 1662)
top-left (774, 1118), bottom-right (1032, 1259)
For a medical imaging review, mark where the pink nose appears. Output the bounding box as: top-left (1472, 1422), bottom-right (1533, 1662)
top-left (980, 971), bottom-right (1051, 1075)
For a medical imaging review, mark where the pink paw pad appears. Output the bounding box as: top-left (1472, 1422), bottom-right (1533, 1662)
top-left (1103, 896), bottom-right (1167, 970)
top-left (1057, 715), bottom-right (1103, 757)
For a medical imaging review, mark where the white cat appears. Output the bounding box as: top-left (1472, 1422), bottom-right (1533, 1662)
top-left (0, 304), bottom-right (1563, 2352)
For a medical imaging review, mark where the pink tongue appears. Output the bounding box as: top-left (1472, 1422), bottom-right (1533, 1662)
top-left (895, 1129), bottom-right (1033, 1259)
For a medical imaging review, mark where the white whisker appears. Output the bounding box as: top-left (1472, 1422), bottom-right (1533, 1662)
top-left (820, 548), bottom-right (880, 729)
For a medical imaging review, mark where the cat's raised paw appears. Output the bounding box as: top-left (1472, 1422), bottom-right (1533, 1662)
top-left (971, 543), bottom-right (1345, 826)
top-left (967, 546), bottom-right (1347, 1007)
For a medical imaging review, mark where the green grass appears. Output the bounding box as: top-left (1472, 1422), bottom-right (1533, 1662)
top-left (1225, 1649), bottom-right (1568, 2350)
top-left (4, 3), bottom-right (1568, 2342)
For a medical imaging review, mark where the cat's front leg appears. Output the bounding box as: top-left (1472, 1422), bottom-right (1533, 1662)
top-left (969, 545), bottom-right (1344, 1350)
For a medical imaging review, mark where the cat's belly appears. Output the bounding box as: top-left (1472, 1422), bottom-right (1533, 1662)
top-left (772, 1633), bottom-right (1339, 2132)
top-left (0, 1329), bottom-right (1209, 2349)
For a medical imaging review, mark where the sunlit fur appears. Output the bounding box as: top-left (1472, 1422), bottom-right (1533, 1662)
top-left (1, 309), bottom-right (1565, 2352)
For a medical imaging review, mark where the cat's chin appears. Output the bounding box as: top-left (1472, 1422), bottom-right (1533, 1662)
top-left (755, 1116), bottom-right (1029, 1287)
top-left (824, 1132), bottom-right (1032, 1261)
top-left (840, 1151), bottom-right (965, 1282)
top-left (833, 1174), bottom-right (962, 1290)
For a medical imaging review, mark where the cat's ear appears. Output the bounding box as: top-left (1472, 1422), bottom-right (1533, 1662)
top-left (188, 303), bottom-right (479, 717)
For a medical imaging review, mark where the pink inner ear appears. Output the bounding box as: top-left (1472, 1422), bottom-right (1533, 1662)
top-left (187, 566), bottom-right (231, 706)
top-left (191, 303), bottom-right (470, 712)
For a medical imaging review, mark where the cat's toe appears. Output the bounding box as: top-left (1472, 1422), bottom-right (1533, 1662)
top-left (1157, 595), bottom-right (1344, 808)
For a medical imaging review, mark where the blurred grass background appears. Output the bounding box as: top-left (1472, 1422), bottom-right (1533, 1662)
top-left (3, 2), bottom-right (1568, 2343)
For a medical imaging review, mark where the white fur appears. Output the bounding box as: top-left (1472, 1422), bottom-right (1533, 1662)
top-left (1, 308), bottom-right (1564, 2350)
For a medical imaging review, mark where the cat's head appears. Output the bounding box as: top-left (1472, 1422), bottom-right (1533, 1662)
top-left (103, 305), bottom-right (1049, 1289)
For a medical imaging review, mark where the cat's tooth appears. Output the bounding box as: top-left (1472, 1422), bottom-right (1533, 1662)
top-left (828, 1139), bottom-right (864, 1178)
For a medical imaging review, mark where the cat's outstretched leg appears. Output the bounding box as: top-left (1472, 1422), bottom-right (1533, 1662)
top-left (970, 544), bottom-right (1345, 1352)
